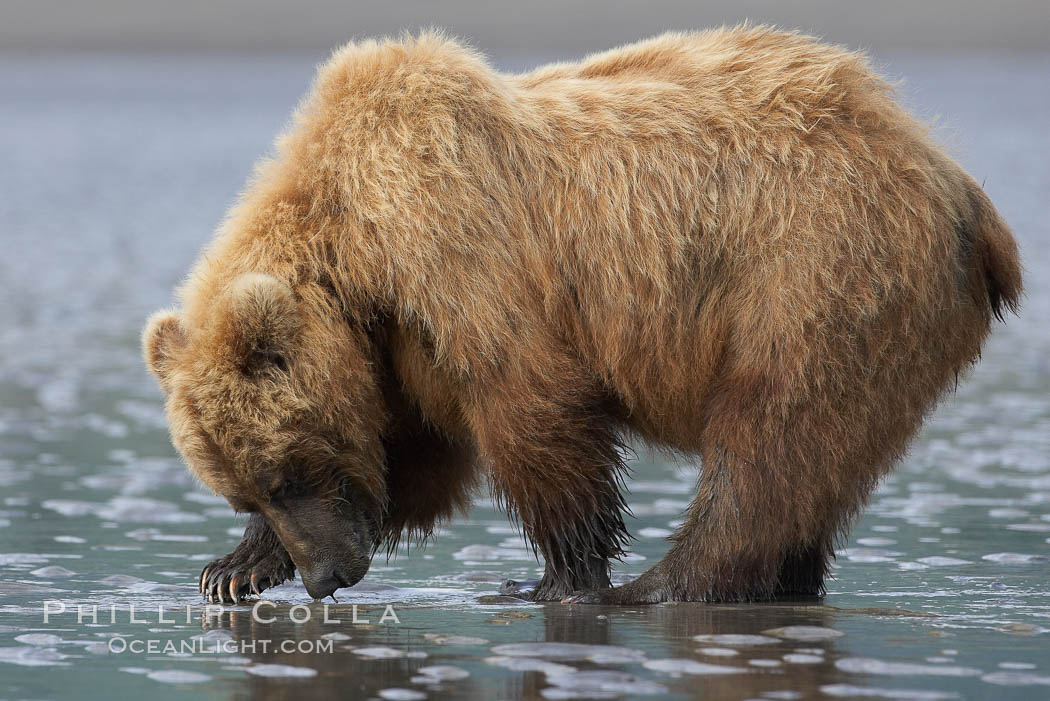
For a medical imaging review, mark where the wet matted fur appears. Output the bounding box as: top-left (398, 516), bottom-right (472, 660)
top-left (144, 26), bottom-right (1021, 603)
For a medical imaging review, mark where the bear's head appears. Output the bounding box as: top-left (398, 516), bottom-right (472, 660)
top-left (143, 272), bottom-right (388, 599)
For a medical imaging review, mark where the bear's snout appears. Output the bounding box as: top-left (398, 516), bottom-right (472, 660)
top-left (259, 489), bottom-right (375, 600)
top-left (299, 566), bottom-right (363, 600)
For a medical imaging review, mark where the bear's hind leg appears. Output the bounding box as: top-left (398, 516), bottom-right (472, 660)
top-left (201, 513), bottom-right (295, 603)
top-left (568, 445), bottom-right (843, 604)
top-left (776, 539), bottom-right (833, 598)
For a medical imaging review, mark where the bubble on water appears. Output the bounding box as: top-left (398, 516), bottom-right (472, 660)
top-left (54, 536), bottom-right (86, 544)
top-left (697, 647), bottom-right (738, 657)
top-left (857, 537), bottom-right (897, 546)
top-left (638, 527), bottom-right (673, 538)
top-left (915, 557), bottom-right (972, 567)
top-left (42, 497), bottom-right (205, 524)
top-left (982, 552), bottom-right (1049, 564)
top-left (412, 665), bottom-right (470, 682)
top-left (190, 629), bottom-right (234, 642)
top-left (321, 632), bottom-right (351, 641)
top-left (126, 581), bottom-right (185, 594)
top-left (245, 664), bottom-right (318, 677)
top-left (784, 653), bottom-right (823, 664)
top-left (30, 566), bottom-right (75, 578)
top-left (541, 670), bottom-right (668, 697)
top-left (1005, 523), bottom-right (1050, 532)
top-left (382, 688), bottom-right (426, 696)
top-left (378, 689), bottom-right (426, 701)
top-left (0, 553), bottom-right (52, 566)
top-left (999, 662), bottom-right (1037, 670)
top-left (871, 525), bottom-right (898, 532)
top-left (762, 692), bottom-right (802, 700)
top-left (0, 518), bottom-right (9, 527)
top-left (145, 669), bottom-right (211, 684)
top-left (485, 655), bottom-right (576, 675)
top-left (125, 528), bottom-right (208, 542)
top-left (353, 646), bottom-right (407, 659)
top-left (749, 659), bottom-right (781, 668)
top-left (820, 684), bottom-right (960, 698)
top-left (491, 642), bottom-right (646, 662)
top-left (996, 622), bottom-right (1048, 635)
top-left (446, 571), bottom-right (507, 584)
top-left (14, 634), bottom-right (64, 646)
top-left (99, 574), bottom-right (147, 586)
top-left (839, 548), bottom-right (903, 563)
top-left (835, 657), bottom-right (982, 677)
top-left (643, 658), bottom-right (746, 675)
top-left (981, 671), bottom-right (1050, 686)
top-left (0, 646), bottom-right (71, 667)
top-left (629, 481), bottom-right (693, 494)
top-left (631, 499), bottom-right (691, 517)
top-left (453, 544), bottom-right (533, 561)
top-left (419, 633), bottom-right (489, 646)
top-left (692, 634), bottom-right (779, 646)
top-left (218, 656), bottom-right (251, 665)
top-left (0, 582), bottom-right (65, 595)
top-left (762, 626), bottom-right (843, 642)
top-left (989, 508), bottom-right (1029, 519)
top-left (120, 667), bottom-right (150, 674)
top-left (40, 500), bottom-right (97, 517)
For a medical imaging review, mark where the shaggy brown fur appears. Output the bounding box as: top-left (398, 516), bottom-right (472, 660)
top-left (144, 26), bottom-right (1021, 604)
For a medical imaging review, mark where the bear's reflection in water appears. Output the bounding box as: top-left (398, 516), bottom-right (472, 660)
top-left (201, 599), bottom-right (845, 700)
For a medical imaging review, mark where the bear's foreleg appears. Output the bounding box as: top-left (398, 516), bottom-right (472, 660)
top-left (379, 404), bottom-right (479, 555)
top-left (200, 513), bottom-right (295, 603)
top-left (472, 373), bottom-right (631, 601)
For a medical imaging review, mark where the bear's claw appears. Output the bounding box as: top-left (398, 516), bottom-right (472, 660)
top-left (199, 549), bottom-right (294, 604)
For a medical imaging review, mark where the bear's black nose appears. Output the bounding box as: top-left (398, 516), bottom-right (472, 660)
top-left (301, 571), bottom-right (342, 600)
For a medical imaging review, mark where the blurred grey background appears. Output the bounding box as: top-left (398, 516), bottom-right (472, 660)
top-left (4, 0), bottom-right (1049, 56)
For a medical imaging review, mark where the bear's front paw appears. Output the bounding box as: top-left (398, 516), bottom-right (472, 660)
top-left (200, 549), bottom-right (295, 604)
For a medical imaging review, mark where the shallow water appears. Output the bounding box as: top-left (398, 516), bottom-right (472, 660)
top-left (1, 51), bottom-right (1048, 700)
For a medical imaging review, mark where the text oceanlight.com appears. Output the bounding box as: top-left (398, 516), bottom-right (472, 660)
top-left (108, 637), bottom-right (335, 654)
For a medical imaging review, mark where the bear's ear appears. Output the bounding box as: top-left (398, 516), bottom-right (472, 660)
top-left (225, 273), bottom-right (299, 374)
top-left (143, 310), bottom-right (186, 389)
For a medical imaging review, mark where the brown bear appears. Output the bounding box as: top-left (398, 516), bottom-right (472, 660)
top-left (143, 26), bottom-right (1021, 604)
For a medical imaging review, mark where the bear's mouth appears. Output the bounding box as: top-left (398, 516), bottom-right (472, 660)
top-left (259, 480), bottom-right (380, 600)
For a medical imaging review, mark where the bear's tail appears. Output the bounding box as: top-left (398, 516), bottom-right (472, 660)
top-left (957, 180), bottom-right (1022, 322)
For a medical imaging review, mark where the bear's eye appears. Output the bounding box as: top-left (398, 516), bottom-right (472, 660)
top-left (268, 478), bottom-right (303, 502)
top-left (246, 350), bottom-right (288, 374)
